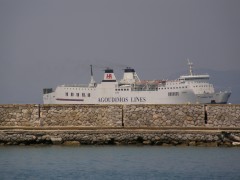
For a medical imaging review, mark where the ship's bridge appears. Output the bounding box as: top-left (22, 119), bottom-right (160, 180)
top-left (178, 74), bottom-right (214, 94)
top-left (179, 74), bottom-right (210, 81)
top-left (180, 60), bottom-right (210, 82)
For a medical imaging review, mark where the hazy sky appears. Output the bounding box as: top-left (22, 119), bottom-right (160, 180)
top-left (1, 0), bottom-right (240, 104)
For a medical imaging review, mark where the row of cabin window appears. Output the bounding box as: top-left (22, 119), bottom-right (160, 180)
top-left (168, 92), bottom-right (179, 96)
top-left (64, 87), bottom-right (94, 90)
top-left (65, 92), bottom-right (90, 97)
top-left (115, 89), bottom-right (129, 91)
top-left (159, 86), bottom-right (187, 90)
top-left (193, 85), bottom-right (212, 88)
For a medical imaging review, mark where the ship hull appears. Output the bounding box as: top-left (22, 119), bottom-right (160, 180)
top-left (197, 91), bottom-right (231, 104)
top-left (43, 86), bottom-right (230, 104)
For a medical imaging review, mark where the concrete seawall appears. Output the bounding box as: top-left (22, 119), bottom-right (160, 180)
top-left (1, 104), bottom-right (240, 146)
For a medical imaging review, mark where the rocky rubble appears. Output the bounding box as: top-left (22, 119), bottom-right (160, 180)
top-left (0, 130), bottom-right (239, 147)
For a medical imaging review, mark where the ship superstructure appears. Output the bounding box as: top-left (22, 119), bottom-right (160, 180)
top-left (43, 61), bottom-right (231, 104)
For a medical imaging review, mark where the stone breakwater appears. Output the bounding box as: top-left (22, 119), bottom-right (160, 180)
top-left (40, 105), bottom-right (122, 127)
top-left (0, 105), bottom-right (39, 127)
top-left (0, 104), bottom-right (240, 128)
top-left (0, 129), bottom-right (240, 147)
top-left (1, 104), bottom-right (240, 146)
top-left (0, 105), bottom-right (123, 127)
top-left (123, 105), bottom-right (205, 127)
top-left (206, 105), bottom-right (240, 127)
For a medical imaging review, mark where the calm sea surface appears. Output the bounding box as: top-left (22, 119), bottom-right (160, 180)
top-left (0, 146), bottom-right (240, 180)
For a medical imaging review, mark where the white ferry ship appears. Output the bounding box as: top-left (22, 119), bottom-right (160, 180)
top-left (43, 61), bottom-right (231, 104)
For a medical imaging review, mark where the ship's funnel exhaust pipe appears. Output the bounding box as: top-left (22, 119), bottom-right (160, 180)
top-left (89, 65), bottom-right (96, 87)
top-left (102, 68), bottom-right (117, 82)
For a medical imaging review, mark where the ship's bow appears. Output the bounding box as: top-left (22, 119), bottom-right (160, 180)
top-left (213, 91), bottom-right (231, 104)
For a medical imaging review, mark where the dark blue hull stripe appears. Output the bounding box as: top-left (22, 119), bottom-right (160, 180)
top-left (56, 98), bottom-right (84, 101)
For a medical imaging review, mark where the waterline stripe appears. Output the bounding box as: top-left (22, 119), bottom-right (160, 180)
top-left (56, 98), bottom-right (84, 101)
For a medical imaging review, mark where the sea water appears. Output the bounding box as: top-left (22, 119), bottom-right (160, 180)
top-left (0, 146), bottom-right (240, 180)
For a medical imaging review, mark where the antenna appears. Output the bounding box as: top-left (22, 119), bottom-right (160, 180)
top-left (187, 59), bottom-right (193, 75)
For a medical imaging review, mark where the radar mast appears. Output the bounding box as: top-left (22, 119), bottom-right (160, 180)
top-left (187, 59), bottom-right (193, 76)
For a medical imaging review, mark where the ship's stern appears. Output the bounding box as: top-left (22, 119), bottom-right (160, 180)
top-left (43, 88), bottom-right (56, 104)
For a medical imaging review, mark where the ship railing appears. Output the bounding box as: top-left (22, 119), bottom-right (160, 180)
top-left (135, 80), bottom-right (166, 85)
top-left (131, 85), bottom-right (158, 91)
top-left (61, 84), bottom-right (89, 87)
top-left (215, 87), bottom-right (232, 93)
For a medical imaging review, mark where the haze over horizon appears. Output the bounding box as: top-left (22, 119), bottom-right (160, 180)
top-left (1, 0), bottom-right (240, 104)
